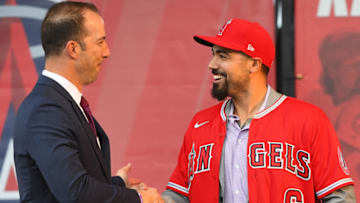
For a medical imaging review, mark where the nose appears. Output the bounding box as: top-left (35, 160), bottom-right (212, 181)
top-left (103, 41), bottom-right (111, 58)
top-left (208, 56), bottom-right (218, 71)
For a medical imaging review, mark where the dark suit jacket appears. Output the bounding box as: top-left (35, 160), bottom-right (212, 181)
top-left (13, 75), bottom-right (140, 203)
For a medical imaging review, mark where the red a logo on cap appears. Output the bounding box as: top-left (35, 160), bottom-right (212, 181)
top-left (218, 19), bottom-right (232, 36)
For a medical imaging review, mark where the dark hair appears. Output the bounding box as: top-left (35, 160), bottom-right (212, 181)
top-left (41, 1), bottom-right (98, 57)
top-left (239, 51), bottom-right (270, 76)
top-left (261, 64), bottom-right (270, 75)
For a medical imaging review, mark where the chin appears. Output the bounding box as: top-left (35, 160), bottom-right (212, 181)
top-left (211, 86), bottom-right (228, 101)
top-left (85, 76), bottom-right (98, 85)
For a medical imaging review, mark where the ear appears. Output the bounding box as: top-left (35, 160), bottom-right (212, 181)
top-left (249, 57), bottom-right (263, 73)
top-left (65, 40), bottom-right (81, 59)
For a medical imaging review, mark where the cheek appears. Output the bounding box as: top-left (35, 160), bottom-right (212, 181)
top-left (228, 68), bottom-right (245, 82)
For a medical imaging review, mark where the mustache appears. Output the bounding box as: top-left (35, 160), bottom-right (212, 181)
top-left (212, 69), bottom-right (227, 77)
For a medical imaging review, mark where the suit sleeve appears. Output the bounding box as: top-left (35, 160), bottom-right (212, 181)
top-left (26, 104), bottom-right (140, 203)
top-left (310, 109), bottom-right (354, 199)
top-left (111, 176), bottom-right (126, 187)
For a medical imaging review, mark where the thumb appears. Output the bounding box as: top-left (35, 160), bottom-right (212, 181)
top-left (122, 163), bottom-right (131, 172)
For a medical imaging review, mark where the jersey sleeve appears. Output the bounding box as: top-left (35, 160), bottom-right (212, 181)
top-left (166, 117), bottom-right (196, 197)
top-left (310, 109), bottom-right (354, 199)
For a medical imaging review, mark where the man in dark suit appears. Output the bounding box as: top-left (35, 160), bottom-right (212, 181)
top-left (13, 2), bottom-right (163, 202)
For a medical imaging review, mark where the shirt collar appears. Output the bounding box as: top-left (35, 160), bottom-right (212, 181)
top-left (42, 69), bottom-right (82, 106)
top-left (228, 85), bottom-right (271, 118)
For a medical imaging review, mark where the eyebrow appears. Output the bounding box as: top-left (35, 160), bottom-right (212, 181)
top-left (97, 36), bottom-right (106, 41)
top-left (212, 48), bottom-right (230, 55)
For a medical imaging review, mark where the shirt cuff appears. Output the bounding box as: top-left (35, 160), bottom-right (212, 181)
top-left (137, 191), bottom-right (143, 203)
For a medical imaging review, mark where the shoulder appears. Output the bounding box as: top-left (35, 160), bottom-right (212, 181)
top-left (281, 97), bottom-right (328, 118)
top-left (17, 82), bottom-right (76, 129)
top-left (256, 96), bottom-right (331, 128)
top-left (21, 78), bottom-right (73, 110)
top-left (192, 100), bottom-right (228, 122)
top-left (270, 97), bottom-right (334, 132)
top-left (182, 101), bottom-right (227, 142)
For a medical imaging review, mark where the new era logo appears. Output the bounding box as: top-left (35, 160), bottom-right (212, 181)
top-left (247, 43), bottom-right (255, 52)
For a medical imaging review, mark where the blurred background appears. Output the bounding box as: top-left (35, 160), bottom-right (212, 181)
top-left (0, 0), bottom-right (359, 201)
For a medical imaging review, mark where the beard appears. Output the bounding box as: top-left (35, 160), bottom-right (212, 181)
top-left (211, 69), bottom-right (250, 101)
top-left (211, 81), bottom-right (228, 101)
top-left (211, 69), bottom-right (228, 101)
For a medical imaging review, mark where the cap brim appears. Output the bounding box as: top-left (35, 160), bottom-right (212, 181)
top-left (194, 35), bottom-right (243, 52)
top-left (194, 35), bottom-right (214, 47)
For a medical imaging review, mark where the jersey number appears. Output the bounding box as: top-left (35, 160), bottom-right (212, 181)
top-left (284, 188), bottom-right (304, 203)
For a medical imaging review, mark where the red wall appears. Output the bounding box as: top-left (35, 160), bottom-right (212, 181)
top-left (0, 0), bottom-right (275, 200)
top-left (295, 0), bottom-right (360, 199)
top-left (84, 0), bottom-right (275, 190)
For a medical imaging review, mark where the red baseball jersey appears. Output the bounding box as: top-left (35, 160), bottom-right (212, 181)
top-left (167, 95), bottom-right (354, 202)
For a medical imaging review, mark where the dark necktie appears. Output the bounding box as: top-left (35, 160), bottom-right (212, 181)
top-left (80, 96), bottom-right (97, 137)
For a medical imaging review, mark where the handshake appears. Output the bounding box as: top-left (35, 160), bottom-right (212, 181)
top-left (116, 163), bottom-right (167, 203)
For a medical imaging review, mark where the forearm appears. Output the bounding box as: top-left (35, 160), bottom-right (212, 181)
top-left (111, 176), bottom-right (126, 187)
top-left (70, 175), bottom-right (140, 203)
top-left (321, 185), bottom-right (356, 203)
top-left (162, 189), bottom-right (189, 203)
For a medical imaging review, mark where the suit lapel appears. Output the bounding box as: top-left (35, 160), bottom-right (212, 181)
top-left (38, 76), bottom-right (111, 179)
top-left (94, 118), bottom-right (111, 174)
top-left (71, 101), bottom-right (111, 179)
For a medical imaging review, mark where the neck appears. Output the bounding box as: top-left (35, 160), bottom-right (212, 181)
top-left (45, 58), bottom-right (83, 92)
top-left (232, 82), bottom-right (267, 124)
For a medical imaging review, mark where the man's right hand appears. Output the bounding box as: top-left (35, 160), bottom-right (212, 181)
top-left (139, 187), bottom-right (164, 203)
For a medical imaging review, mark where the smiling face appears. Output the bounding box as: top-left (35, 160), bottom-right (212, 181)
top-left (75, 9), bottom-right (110, 86)
top-left (209, 45), bottom-right (252, 101)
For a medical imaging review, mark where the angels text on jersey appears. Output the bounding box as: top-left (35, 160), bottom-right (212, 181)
top-left (188, 141), bottom-right (312, 183)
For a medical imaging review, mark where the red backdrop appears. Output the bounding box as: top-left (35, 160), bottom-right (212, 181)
top-left (295, 0), bottom-right (360, 199)
top-left (89, 0), bottom-right (276, 191)
top-left (0, 0), bottom-right (275, 201)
